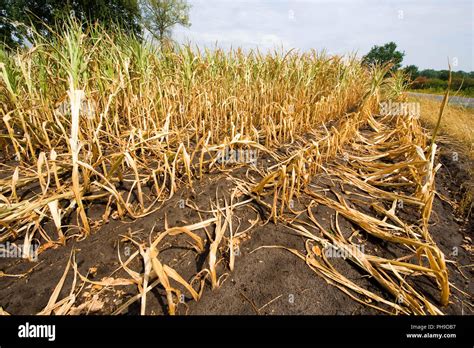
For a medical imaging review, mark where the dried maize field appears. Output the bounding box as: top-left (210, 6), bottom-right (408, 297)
top-left (0, 23), bottom-right (472, 316)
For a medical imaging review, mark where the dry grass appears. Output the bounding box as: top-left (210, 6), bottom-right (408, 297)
top-left (0, 19), bottom-right (392, 243)
top-left (410, 96), bottom-right (474, 158)
top-left (411, 95), bottom-right (474, 218)
top-left (0, 19), bottom-right (461, 316)
top-left (246, 110), bottom-right (451, 315)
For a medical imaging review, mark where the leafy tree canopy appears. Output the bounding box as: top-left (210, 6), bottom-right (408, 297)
top-left (402, 65), bottom-right (419, 79)
top-left (362, 42), bottom-right (405, 71)
top-left (140, 0), bottom-right (190, 44)
top-left (0, 0), bottom-right (142, 49)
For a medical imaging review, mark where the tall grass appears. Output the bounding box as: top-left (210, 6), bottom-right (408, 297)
top-left (0, 19), bottom-right (391, 241)
top-left (0, 19), bottom-right (454, 316)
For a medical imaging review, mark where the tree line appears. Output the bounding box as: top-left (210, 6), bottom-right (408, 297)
top-left (404, 66), bottom-right (474, 95)
top-left (362, 42), bottom-right (473, 96)
top-left (0, 0), bottom-right (191, 49)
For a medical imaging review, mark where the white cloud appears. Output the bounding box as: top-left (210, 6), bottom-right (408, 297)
top-left (175, 30), bottom-right (290, 51)
top-left (173, 0), bottom-right (473, 71)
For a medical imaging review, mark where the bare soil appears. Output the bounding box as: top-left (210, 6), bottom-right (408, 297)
top-left (0, 141), bottom-right (472, 315)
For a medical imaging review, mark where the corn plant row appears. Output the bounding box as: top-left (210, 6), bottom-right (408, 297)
top-left (248, 111), bottom-right (450, 314)
top-left (0, 20), bottom-right (396, 244)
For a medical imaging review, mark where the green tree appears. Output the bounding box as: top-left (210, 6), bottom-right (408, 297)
top-left (140, 0), bottom-right (190, 43)
top-left (419, 69), bottom-right (439, 79)
top-left (438, 70), bottom-right (450, 80)
top-left (402, 65), bottom-right (419, 80)
top-left (0, 1), bottom-right (19, 48)
top-left (0, 0), bottom-right (142, 49)
top-left (362, 42), bottom-right (405, 71)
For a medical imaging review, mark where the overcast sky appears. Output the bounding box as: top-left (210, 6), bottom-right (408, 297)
top-left (173, 0), bottom-right (473, 71)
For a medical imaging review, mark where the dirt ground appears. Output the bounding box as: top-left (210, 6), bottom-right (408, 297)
top-left (1, 134), bottom-right (472, 316)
